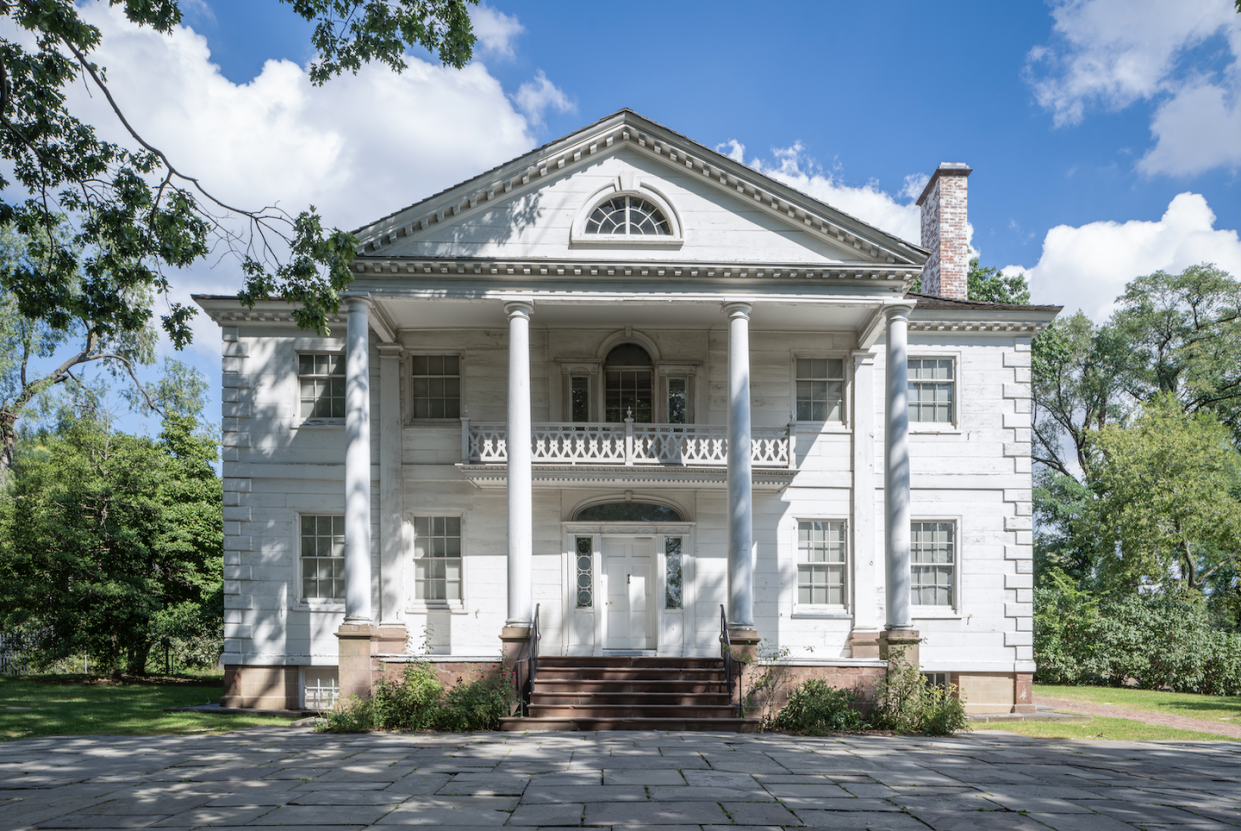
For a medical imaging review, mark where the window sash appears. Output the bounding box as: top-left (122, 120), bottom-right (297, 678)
top-left (667, 377), bottom-right (688, 425)
top-left (300, 514), bottom-right (345, 600)
top-left (298, 354), bottom-right (346, 419)
top-left (795, 358), bottom-right (844, 422)
top-left (796, 520), bottom-right (847, 606)
top-left (908, 358), bottom-right (955, 423)
top-left (605, 370), bottom-right (653, 422)
top-left (911, 522), bottom-right (955, 606)
top-left (413, 516), bottom-right (463, 602)
top-left (411, 355), bottom-right (461, 419)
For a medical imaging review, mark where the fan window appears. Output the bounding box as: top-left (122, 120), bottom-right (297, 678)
top-left (585, 195), bottom-right (670, 236)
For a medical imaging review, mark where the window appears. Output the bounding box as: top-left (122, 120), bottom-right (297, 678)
top-left (411, 355), bottom-right (461, 419)
top-left (909, 358), bottom-right (954, 423)
top-left (585, 195), bottom-right (670, 236)
top-left (795, 358), bottom-right (844, 422)
top-left (304, 668), bottom-right (339, 710)
top-left (570, 375), bottom-right (591, 422)
top-left (604, 344), bottom-right (653, 423)
top-left (299, 354), bottom-right (345, 419)
top-left (301, 515), bottom-right (345, 600)
top-left (575, 536), bottom-right (593, 608)
top-left (573, 502), bottom-right (683, 522)
top-left (797, 520), bottom-right (847, 606)
top-left (413, 516), bottom-right (462, 602)
top-left (665, 537), bottom-right (683, 609)
top-left (911, 521), bottom-right (955, 607)
top-left (667, 377), bottom-right (688, 424)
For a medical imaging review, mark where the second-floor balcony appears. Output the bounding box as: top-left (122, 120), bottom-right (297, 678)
top-left (462, 420), bottom-right (795, 469)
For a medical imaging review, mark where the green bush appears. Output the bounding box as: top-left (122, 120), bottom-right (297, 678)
top-left (319, 661), bottom-right (516, 734)
top-left (770, 679), bottom-right (864, 734)
top-left (1034, 573), bottom-right (1241, 694)
top-left (871, 648), bottom-right (968, 736)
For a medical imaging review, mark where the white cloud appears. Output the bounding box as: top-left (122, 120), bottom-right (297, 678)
top-left (716, 141), bottom-right (931, 247)
top-left (1027, 0), bottom-right (1241, 176)
top-left (472, 4), bottom-right (524, 59)
top-left (1007, 192), bottom-right (1241, 320)
top-left (67, 5), bottom-right (551, 358)
top-left (513, 70), bottom-right (575, 127)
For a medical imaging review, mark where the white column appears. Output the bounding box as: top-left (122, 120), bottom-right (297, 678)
top-left (884, 306), bottom-right (913, 630)
top-left (724, 302), bottom-right (754, 629)
top-left (505, 301), bottom-right (534, 628)
top-left (377, 344), bottom-right (403, 625)
top-left (851, 350), bottom-right (879, 633)
top-left (343, 296), bottom-right (373, 624)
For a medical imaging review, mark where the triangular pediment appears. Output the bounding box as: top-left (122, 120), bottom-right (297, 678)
top-left (353, 110), bottom-right (926, 269)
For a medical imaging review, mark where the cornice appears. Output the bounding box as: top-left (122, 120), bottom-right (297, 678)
top-left (457, 463), bottom-right (795, 491)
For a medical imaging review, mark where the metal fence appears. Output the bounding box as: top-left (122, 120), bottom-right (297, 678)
top-left (0, 632), bottom-right (35, 676)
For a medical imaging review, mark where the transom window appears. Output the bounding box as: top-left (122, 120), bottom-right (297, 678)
top-left (411, 355), bottom-right (461, 419)
top-left (301, 515), bottom-right (345, 600)
top-left (909, 358), bottom-right (955, 423)
top-left (573, 501), bottom-right (683, 522)
top-left (585, 195), bottom-right (671, 236)
top-left (911, 521), bottom-right (955, 606)
top-left (797, 520), bottom-right (847, 606)
top-left (796, 358), bottom-right (844, 422)
top-left (413, 516), bottom-right (462, 601)
top-left (299, 354), bottom-right (345, 419)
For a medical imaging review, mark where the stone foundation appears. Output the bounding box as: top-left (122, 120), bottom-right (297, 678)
top-left (957, 672), bottom-right (1024, 714)
top-left (220, 665), bottom-right (299, 710)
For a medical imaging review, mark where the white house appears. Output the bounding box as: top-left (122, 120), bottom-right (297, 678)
top-left (196, 110), bottom-right (1058, 719)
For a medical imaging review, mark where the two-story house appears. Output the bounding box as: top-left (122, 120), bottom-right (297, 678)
top-left (196, 110), bottom-right (1058, 721)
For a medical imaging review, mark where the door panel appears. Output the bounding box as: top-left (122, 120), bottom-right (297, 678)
top-left (602, 537), bottom-right (656, 650)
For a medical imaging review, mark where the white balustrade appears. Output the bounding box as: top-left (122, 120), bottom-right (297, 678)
top-left (463, 421), bottom-right (792, 468)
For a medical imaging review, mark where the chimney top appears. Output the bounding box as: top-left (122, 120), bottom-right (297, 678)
top-left (916, 163), bottom-right (972, 208)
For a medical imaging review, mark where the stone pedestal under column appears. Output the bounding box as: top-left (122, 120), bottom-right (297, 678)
top-left (879, 629), bottom-right (921, 670)
top-left (848, 630), bottom-right (881, 660)
top-left (336, 623), bottom-right (378, 702)
top-left (1014, 672), bottom-right (1035, 714)
top-left (375, 625), bottom-right (409, 656)
top-left (499, 626), bottom-right (533, 667)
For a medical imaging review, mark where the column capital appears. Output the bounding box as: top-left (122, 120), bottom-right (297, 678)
top-left (376, 343), bottom-right (403, 357)
top-left (722, 301), bottom-right (752, 320)
top-left (503, 300), bottom-right (534, 319)
top-left (342, 294), bottom-right (373, 312)
top-left (884, 302), bottom-right (915, 322)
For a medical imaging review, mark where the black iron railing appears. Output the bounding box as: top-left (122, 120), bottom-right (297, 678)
top-left (515, 604), bottom-right (541, 717)
top-left (719, 604), bottom-right (746, 717)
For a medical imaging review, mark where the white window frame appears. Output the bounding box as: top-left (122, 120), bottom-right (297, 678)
top-left (295, 511), bottom-right (346, 611)
top-left (791, 518), bottom-right (851, 617)
top-left (406, 351), bottom-right (466, 425)
top-left (910, 517), bottom-right (962, 616)
top-left (790, 354), bottom-right (849, 428)
top-left (570, 183), bottom-right (684, 248)
top-left (407, 513), bottom-right (467, 613)
top-left (301, 666), bottom-right (340, 710)
top-left (907, 353), bottom-right (960, 431)
top-left (296, 351), bottom-right (346, 425)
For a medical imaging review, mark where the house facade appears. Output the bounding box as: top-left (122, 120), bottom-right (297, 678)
top-left (197, 110), bottom-right (1058, 716)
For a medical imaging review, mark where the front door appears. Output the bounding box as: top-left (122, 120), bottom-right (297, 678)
top-left (603, 536), bottom-right (656, 650)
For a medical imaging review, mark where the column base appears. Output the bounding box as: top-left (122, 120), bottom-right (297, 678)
top-left (848, 630), bottom-right (881, 660)
top-left (336, 623), bottom-right (378, 701)
top-left (879, 629), bottom-right (921, 669)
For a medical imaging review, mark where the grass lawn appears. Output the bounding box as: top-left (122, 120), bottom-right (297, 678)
top-left (974, 715), bottom-right (1235, 742)
top-left (0, 674), bottom-right (294, 741)
top-left (1035, 684), bottom-right (1241, 725)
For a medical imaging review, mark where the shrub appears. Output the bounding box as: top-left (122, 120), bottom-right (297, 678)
top-left (319, 661), bottom-right (516, 734)
top-left (871, 647), bottom-right (968, 736)
top-left (770, 679), bottom-right (864, 734)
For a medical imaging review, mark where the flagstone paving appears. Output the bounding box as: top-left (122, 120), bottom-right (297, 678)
top-left (0, 728), bottom-right (1240, 830)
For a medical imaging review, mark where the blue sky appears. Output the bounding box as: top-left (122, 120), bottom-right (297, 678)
top-left (17, 0), bottom-right (1241, 434)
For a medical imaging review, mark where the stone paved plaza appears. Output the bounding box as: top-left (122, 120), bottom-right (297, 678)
top-left (2, 727), bottom-right (1240, 830)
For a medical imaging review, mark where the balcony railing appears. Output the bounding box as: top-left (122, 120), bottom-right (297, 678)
top-left (461, 419), bottom-right (795, 468)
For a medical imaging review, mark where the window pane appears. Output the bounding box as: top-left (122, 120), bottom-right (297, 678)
top-left (665, 537), bottom-right (683, 609)
top-left (796, 521), bottom-right (847, 606)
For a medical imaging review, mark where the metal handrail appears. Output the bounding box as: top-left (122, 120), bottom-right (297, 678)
top-left (516, 604), bottom-right (541, 717)
top-left (719, 604), bottom-right (741, 717)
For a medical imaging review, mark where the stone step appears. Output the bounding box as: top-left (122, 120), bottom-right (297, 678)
top-left (536, 667), bottom-right (725, 682)
top-left (531, 692), bottom-right (731, 706)
top-left (539, 656), bottom-right (724, 669)
top-left (528, 704), bottom-right (737, 719)
top-left (498, 716), bottom-right (762, 733)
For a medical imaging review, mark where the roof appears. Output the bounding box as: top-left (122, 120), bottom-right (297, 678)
top-left (905, 291), bottom-right (1063, 314)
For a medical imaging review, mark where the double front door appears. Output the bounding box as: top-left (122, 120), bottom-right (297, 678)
top-left (603, 536), bottom-right (656, 650)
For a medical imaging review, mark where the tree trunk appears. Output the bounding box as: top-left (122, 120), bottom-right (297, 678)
top-left (0, 412), bottom-right (15, 486)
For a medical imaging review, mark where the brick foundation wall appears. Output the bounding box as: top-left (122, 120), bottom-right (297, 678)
top-left (375, 659), bottom-right (504, 691)
top-left (744, 664), bottom-right (887, 723)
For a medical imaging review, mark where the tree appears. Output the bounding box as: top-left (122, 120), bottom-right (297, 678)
top-left (0, 408), bottom-right (221, 674)
top-left (910, 257), bottom-right (1031, 304)
top-left (0, 0), bottom-right (478, 472)
top-left (1090, 395), bottom-right (1241, 593)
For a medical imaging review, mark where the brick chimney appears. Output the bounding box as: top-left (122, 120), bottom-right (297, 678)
top-left (916, 163), bottom-right (971, 301)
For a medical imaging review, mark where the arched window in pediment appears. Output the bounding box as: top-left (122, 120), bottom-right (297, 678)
top-left (585, 195), bottom-right (671, 236)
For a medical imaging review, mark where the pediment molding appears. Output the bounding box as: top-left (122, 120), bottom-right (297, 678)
top-left (354, 111), bottom-right (926, 268)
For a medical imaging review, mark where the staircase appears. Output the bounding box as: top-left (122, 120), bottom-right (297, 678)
top-left (498, 656), bottom-right (761, 732)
